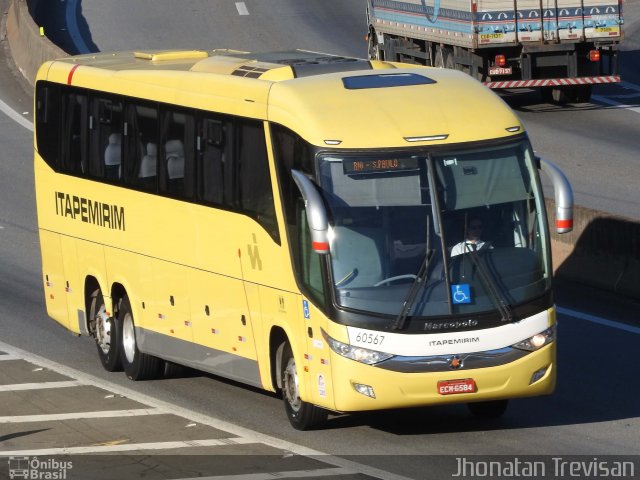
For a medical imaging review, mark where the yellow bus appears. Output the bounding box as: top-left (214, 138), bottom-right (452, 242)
top-left (34, 49), bottom-right (573, 430)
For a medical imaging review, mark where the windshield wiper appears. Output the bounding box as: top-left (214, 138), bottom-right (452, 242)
top-left (465, 246), bottom-right (512, 322)
top-left (391, 218), bottom-right (433, 331)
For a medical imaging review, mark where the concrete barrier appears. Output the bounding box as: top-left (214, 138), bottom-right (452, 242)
top-left (4, 0), bottom-right (640, 301)
top-left (6, 0), bottom-right (65, 85)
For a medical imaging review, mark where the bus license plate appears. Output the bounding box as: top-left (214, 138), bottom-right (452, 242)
top-left (438, 378), bottom-right (476, 395)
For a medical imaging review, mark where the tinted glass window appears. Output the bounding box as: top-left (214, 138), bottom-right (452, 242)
top-left (35, 82), bottom-right (61, 170)
top-left (89, 97), bottom-right (123, 181)
top-left (124, 104), bottom-right (158, 192)
top-left (160, 109), bottom-right (195, 199)
top-left (61, 91), bottom-right (88, 175)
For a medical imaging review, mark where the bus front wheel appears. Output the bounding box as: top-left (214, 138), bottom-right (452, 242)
top-left (119, 294), bottom-right (162, 381)
top-left (281, 342), bottom-right (327, 430)
top-left (90, 289), bottom-right (122, 372)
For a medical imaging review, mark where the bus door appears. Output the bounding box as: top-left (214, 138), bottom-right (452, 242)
top-left (189, 265), bottom-right (259, 385)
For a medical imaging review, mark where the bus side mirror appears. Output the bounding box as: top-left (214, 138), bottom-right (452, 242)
top-left (291, 170), bottom-right (330, 254)
top-left (537, 156), bottom-right (574, 234)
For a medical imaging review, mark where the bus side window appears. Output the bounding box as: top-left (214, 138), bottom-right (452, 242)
top-left (160, 109), bottom-right (195, 199)
top-left (61, 89), bottom-right (89, 176)
top-left (235, 120), bottom-right (279, 243)
top-left (35, 81), bottom-right (61, 170)
top-left (123, 103), bottom-right (158, 192)
top-left (89, 96), bottom-right (123, 181)
top-left (199, 117), bottom-right (230, 206)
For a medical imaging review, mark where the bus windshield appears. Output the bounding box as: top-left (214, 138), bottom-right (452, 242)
top-left (317, 140), bottom-right (550, 318)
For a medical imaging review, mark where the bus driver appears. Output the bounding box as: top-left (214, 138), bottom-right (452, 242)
top-left (451, 217), bottom-right (492, 256)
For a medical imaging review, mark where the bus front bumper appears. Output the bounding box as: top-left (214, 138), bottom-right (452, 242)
top-left (329, 343), bottom-right (555, 412)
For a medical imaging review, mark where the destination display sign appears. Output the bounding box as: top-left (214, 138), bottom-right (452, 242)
top-left (343, 157), bottom-right (419, 174)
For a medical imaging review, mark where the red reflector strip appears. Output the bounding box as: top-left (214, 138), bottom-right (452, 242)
top-left (312, 241), bottom-right (329, 252)
top-left (67, 64), bottom-right (80, 85)
top-left (484, 75), bottom-right (620, 89)
top-left (556, 219), bottom-right (573, 229)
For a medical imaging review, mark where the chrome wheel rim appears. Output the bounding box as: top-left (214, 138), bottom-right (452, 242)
top-left (95, 305), bottom-right (111, 354)
top-left (283, 357), bottom-right (302, 412)
top-left (122, 312), bottom-right (136, 364)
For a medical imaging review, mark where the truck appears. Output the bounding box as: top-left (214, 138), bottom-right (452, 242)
top-left (366, 0), bottom-right (623, 102)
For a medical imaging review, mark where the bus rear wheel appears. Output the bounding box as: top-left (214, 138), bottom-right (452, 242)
top-left (468, 399), bottom-right (509, 418)
top-left (90, 289), bottom-right (122, 372)
top-left (119, 294), bottom-right (162, 381)
top-left (281, 342), bottom-right (327, 430)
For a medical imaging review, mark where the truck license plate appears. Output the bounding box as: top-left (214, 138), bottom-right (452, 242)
top-left (438, 378), bottom-right (476, 395)
top-left (489, 66), bottom-right (512, 76)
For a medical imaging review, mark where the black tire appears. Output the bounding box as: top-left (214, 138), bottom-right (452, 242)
top-left (573, 84), bottom-right (592, 103)
top-left (444, 48), bottom-right (455, 70)
top-left (90, 289), bottom-right (122, 372)
top-left (540, 87), bottom-right (554, 103)
top-left (433, 46), bottom-right (444, 68)
top-left (551, 87), bottom-right (569, 104)
top-left (468, 399), bottom-right (509, 419)
top-left (119, 295), bottom-right (162, 381)
top-left (281, 342), bottom-right (327, 430)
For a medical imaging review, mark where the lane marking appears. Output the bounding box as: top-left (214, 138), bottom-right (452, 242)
top-left (0, 380), bottom-right (83, 391)
top-left (0, 354), bottom-right (20, 361)
top-left (0, 340), bottom-right (412, 480)
top-left (0, 97), bottom-right (34, 131)
top-left (620, 80), bottom-right (640, 93)
top-left (235, 2), bottom-right (250, 15)
top-left (592, 94), bottom-right (640, 114)
top-left (0, 408), bottom-right (164, 423)
top-left (0, 437), bottom-right (256, 457)
top-left (557, 306), bottom-right (640, 335)
top-left (175, 468), bottom-right (355, 480)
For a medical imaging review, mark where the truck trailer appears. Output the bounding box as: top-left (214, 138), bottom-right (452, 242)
top-left (367, 0), bottom-right (623, 102)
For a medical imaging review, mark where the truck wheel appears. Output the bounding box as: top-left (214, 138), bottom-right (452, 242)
top-left (552, 87), bottom-right (569, 104)
top-left (281, 342), bottom-right (327, 430)
top-left (119, 295), bottom-right (162, 381)
top-left (572, 84), bottom-right (592, 103)
top-left (468, 400), bottom-right (508, 418)
top-left (90, 289), bottom-right (122, 372)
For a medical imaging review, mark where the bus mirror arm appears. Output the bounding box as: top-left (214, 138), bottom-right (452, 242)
top-left (291, 170), bottom-right (330, 254)
top-left (538, 157), bottom-right (574, 234)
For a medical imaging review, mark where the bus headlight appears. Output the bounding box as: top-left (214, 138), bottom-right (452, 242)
top-left (512, 326), bottom-right (556, 351)
top-left (322, 330), bottom-right (394, 365)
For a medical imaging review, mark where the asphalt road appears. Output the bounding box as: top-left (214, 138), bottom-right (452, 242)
top-left (1, 1), bottom-right (640, 479)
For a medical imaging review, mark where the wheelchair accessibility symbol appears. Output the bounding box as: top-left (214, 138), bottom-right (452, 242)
top-left (451, 284), bottom-right (471, 304)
